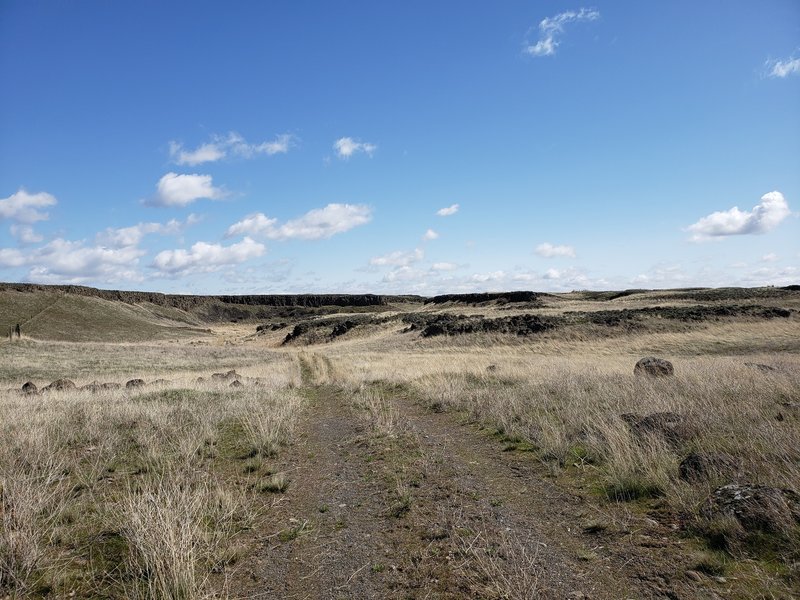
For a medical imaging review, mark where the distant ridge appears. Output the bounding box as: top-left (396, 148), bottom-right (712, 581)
top-left (0, 283), bottom-right (422, 309)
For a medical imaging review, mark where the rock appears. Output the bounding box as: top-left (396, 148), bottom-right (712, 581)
top-left (486, 364), bottom-right (498, 372)
top-left (701, 484), bottom-right (800, 535)
top-left (44, 378), bottom-right (76, 392)
top-left (212, 370), bottom-right (239, 380)
top-left (685, 570), bottom-right (703, 582)
top-left (621, 412), bottom-right (694, 445)
top-left (81, 381), bottom-right (102, 392)
top-left (229, 380), bottom-right (244, 388)
top-left (196, 377), bottom-right (206, 383)
top-left (679, 452), bottom-right (740, 483)
top-left (634, 357), bottom-right (674, 377)
top-left (21, 381), bottom-right (38, 394)
top-left (125, 379), bottom-right (146, 389)
top-left (150, 379), bottom-right (171, 386)
top-left (100, 382), bottom-right (121, 390)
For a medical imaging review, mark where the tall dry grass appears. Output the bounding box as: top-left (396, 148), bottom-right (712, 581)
top-left (0, 375), bottom-right (304, 598)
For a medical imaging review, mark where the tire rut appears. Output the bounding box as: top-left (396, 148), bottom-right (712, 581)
top-left (242, 386), bottom-right (399, 599)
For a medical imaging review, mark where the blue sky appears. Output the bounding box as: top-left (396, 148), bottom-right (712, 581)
top-left (1, 1), bottom-right (798, 294)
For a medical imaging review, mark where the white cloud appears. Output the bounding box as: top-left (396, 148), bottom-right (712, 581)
top-left (687, 191), bottom-right (791, 241)
top-left (226, 204), bottom-right (372, 240)
top-left (766, 55), bottom-right (800, 78)
top-left (151, 237), bottom-right (265, 276)
top-left (535, 242), bottom-right (576, 258)
top-left (10, 225), bottom-right (43, 244)
top-left (383, 265), bottom-right (421, 283)
top-left (0, 248), bottom-right (27, 268)
top-left (0, 189), bottom-right (57, 223)
top-left (169, 141), bottom-right (225, 166)
top-left (525, 8), bottom-right (600, 57)
top-left (0, 238), bottom-right (145, 283)
top-left (147, 172), bottom-right (226, 207)
top-left (761, 253), bottom-right (778, 263)
top-left (333, 137), bottom-right (377, 159)
top-left (96, 214), bottom-right (199, 248)
top-left (169, 132), bottom-right (294, 165)
top-left (422, 228), bottom-right (439, 241)
top-left (436, 203), bottom-right (459, 217)
top-left (370, 248), bottom-right (424, 267)
top-left (431, 262), bottom-right (458, 271)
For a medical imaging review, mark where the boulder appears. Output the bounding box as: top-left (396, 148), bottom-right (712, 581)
top-left (126, 379), bottom-right (146, 389)
top-left (229, 380), bottom-right (244, 388)
top-left (44, 378), bottom-right (76, 392)
top-left (634, 357), bottom-right (674, 377)
top-left (679, 452), bottom-right (740, 483)
top-left (100, 382), bottom-right (121, 390)
top-left (621, 411), bottom-right (694, 445)
top-left (701, 484), bottom-right (800, 535)
top-left (81, 381), bottom-right (102, 392)
top-left (21, 381), bottom-right (38, 394)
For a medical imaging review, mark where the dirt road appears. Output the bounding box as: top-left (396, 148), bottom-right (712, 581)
top-left (236, 382), bottom-right (717, 599)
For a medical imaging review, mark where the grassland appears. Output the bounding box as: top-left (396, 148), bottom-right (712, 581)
top-left (0, 284), bottom-right (798, 598)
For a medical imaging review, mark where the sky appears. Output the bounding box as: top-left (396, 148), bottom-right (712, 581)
top-left (1, 1), bottom-right (798, 295)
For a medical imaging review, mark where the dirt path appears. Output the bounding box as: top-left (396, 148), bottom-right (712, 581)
top-left (387, 391), bottom-right (715, 600)
top-left (235, 380), bottom-right (718, 599)
top-left (240, 386), bottom-right (404, 599)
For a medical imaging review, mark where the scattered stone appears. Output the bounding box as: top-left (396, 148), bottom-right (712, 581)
top-left (701, 484), bottom-right (800, 535)
top-left (43, 378), bottom-right (76, 392)
top-left (621, 412), bottom-right (694, 445)
top-left (634, 357), bottom-right (674, 377)
top-left (567, 592), bottom-right (587, 599)
top-left (713, 576), bottom-right (727, 584)
top-left (229, 380), bottom-right (244, 388)
top-left (21, 381), bottom-right (38, 394)
top-left (486, 364), bottom-right (498, 372)
top-left (679, 452), bottom-right (740, 483)
top-left (125, 379), bottom-right (146, 389)
top-left (150, 379), bottom-right (171, 386)
top-left (81, 381), bottom-right (102, 392)
top-left (685, 570), bottom-right (703, 582)
top-left (100, 382), bottom-right (121, 390)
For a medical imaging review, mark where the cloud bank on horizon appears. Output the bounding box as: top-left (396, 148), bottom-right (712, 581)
top-left (0, 3), bottom-right (798, 293)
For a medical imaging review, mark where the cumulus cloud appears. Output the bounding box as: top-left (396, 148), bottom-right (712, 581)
top-left (766, 55), bottom-right (800, 78)
top-left (370, 248), bottom-right (424, 267)
top-left (169, 132), bottom-right (294, 166)
top-left (151, 237), bottom-right (265, 276)
top-left (761, 253), bottom-right (778, 262)
top-left (96, 215), bottom-right (200, 248)
top-left (333, 137), bottom-right (377, 159)
top-left (686, 191), bottom-right (791, 241)
top-left (422, 228), bottom-right (439, 241)
top-left (10, 225), bottom-right (43, 244)
top-left (0, 189), bottom-right (57, 223)
top-left (0, 238), bottom-right (145, 284)
top-left (226, 204), bottom-right (372, 240)
top-left (436, 204), bottom-right (459, 217)
top-left (525, 8), bottom-right (600, 57)
top-left (535, 242), bottom-right (576, 258)
top-left (146, 172), bottom-right (226, 207)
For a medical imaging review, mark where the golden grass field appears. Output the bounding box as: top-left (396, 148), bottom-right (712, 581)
top-left (1, 285), bottom-right (798, 599)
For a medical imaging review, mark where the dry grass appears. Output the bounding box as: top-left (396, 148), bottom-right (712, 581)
top-left (1, 294), bottom-right (798, 596)
top-left (0, 375), bottom-right (304, 597)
